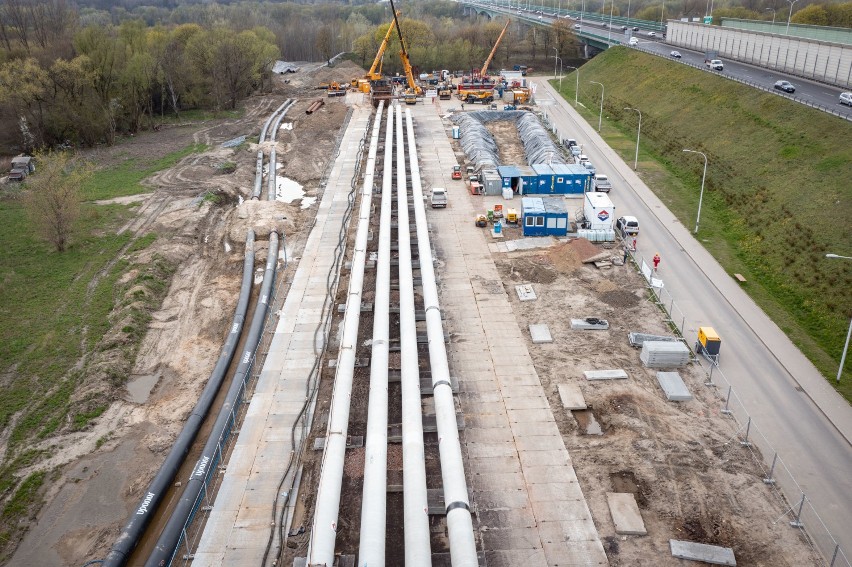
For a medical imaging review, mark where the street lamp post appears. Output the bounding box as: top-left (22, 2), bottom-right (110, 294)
top-left (590, 81), bottom-right (604, 131)
top-left (552, 50), bottom-right (563, 90)
top-left (785, 0), bottom-right (799, 35)
top-left (624, 107), bottom-right (641, 170)
top-left (682, 149), bottom-right (707, 234)
top-left (565, 65), bottom-right (579, 106)
top-left (553, 47), bottom-right (560, 81)
top-left (766, 7), bottom-right (777, 24)
top-left (826, 254), bottom-right (852, 384)
top-left (607, 0), bottom-right (614, 43)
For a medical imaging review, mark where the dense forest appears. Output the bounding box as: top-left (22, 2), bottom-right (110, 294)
top-left (0, 0), bottom-right (849, 151)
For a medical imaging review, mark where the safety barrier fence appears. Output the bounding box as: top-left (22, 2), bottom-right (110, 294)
top-left (625, 246), bottom-right (850, 567)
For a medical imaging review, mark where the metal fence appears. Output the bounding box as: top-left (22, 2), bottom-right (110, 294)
top-left (626, 246), bottom-right (851, 567)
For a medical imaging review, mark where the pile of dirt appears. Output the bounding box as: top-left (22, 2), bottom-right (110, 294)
top-left (545, 240), bottom-right (583, 273)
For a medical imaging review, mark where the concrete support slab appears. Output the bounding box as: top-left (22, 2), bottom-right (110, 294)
top-left (529, 324), bottom-right (553, 344)
top-left (558, 383), bottom-right (587, 410)
top-left (515, 284), bottom-right (537, 301)
top-left (656, 371), bottom-right (693, 401)
top-left (670, 540), bottom-right (737, 565)
top-left (583, 369), bottom-right (628, 380)
top-left (606, 492), bottom-right (647, 535)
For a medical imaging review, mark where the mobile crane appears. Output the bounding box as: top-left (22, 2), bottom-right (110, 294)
top-left (388, 0), bottom-right (422, 104)
top-left (353, 14), bottom-right (399, 94)
top-left (457, 20), bottom-right (511, 104)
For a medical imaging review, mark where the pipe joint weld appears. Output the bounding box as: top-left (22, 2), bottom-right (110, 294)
top-left (433, 380), bottom-right (452, 389)
top-left (445, 501), bottom-right (470, 514)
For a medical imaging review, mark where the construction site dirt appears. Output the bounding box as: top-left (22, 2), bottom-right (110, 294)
top-left (7, 60), bottom-right (823, 567)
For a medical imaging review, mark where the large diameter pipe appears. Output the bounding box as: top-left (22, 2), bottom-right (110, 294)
top-left (405, 108), bottom-right (478, 565)
top-left (253, 151), bottom-right (264, 200)
top-left (306, 102), bottom-right (385, 566)
top-left (101, 231), bottom-right (257, 567)
top-left (260, 99), bottom-right (291, 142)
top-left (358, 103), bottom-right (395, 566)
top-left (269, 99), bottom-right (295, 143)
top-left (396, 103), bottom-right (432, 565)
top-left (145, 231), bottom-right (281, 567)
top-left (267, 146), bottom-right (277, 201)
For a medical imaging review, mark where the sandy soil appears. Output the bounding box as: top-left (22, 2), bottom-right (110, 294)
top-left (8, 60), bottom-right (365, 567)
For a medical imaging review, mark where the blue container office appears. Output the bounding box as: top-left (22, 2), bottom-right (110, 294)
top-left (521, 197), bottom-right (569, 237)
top-left (531, 164), bottom-right (555, 193)
top-left (498, 165), bottom-right (539, 195)
top-left (551, 163), bottom-right (591, 194)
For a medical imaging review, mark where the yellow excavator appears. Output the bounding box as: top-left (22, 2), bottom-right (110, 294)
top-left (388, 0), bottom-right (422, 104)
top-left (353, 14), bottom-right (399, 94)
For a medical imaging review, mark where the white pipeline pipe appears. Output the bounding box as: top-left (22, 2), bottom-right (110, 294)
top-left (358, 103), bottom-right (395, 566)
top-left (307, 102), bottom-right (385, 566)
top-left (405, 108), bottom-right (478, 566)
top-left (396, 103), bottom-right (432, 565)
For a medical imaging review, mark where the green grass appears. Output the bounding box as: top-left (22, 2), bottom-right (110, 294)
top-left (552, 47), bottom-right (852, 401)
top-left (84, 142), bottom-right (208, 200)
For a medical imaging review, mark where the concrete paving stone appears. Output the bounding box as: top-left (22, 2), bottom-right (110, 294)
top-left (466, 441), bottom-right (517, 459)
top-left (515, 435), bottom-right (566, 453)
top-left (195, 509), bottom-right (237, 551)
top-left (530, 498), bottom-right (590, 522)
top-left (473, 488), bottom-right (533, 510)
top-left (507, 408), bottom-right (555, 423)
top-left (463, 426), bottom-right (515, 444)
top-left (231, 420), bottom-right (265, 449)
top-left (537, 519), bottom-right (602, 544)
top-left (606, 492), bottom-right (647, 535)
top-left (466, 455), bottom-right (522, 474)
top-left (541, 539), bottom-right (608, 566)
top-left (244, 392), bottom-right (274, 417)
top-left (583, 369), bottom-right (628, 381)
top-left (497, 374), bottom-right (542, 388)
top-left (501, 384), bottom-right (547, 398)
top-left (529, 324), bottom-right (553, 344)
top-left (209, 474), bottom-right (249, 512)
top-left (458, 377), bottom-right (500, 392)
top-left (459, 390), bottom-right (504, 404)
top-left (518, 449), bottom-right (574, 471)
top-left (225, 444), bottom-right (258, 476)
top-left (527, 482), bottom-right (585, 504)
top-left (470, 471), bottom-right (527, 491)
top-left (464, 413), bottom-right (511, 429)
top-left (493, 365), bottom-right (538, 379)
top-left (483, 549), bottom-right (548, 567)
top-left (558, 383), bottom-right (587, 410)
top-left (477, 506), bottom-right (539, 529)
top-left (510, 420), bottom-right (561, 438)
top-left (669, 540), bottom-right (737, 565)
top-left (466, 401), bottom-right (509, 416)
top-left (187, 551), bottom-right (227, 567)
top-left (480, 526), bottom-right (543, 551)
top-left (523, 465), bottom-right (579, 485)
top-left (270, 396), bottom-right (310, 415)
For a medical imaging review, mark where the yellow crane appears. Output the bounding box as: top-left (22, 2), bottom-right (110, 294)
top-left (354, 14), bottom-right (399, 94)
top-left (388, 0), bottom-right (422, 103)
top-left (480, 20), bottom-right (511, 78)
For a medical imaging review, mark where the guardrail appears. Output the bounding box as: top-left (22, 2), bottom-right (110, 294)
top-left (623, 246), bottom-right (851, 567)
top-left (461, 1), bottom-right (667, 32)
top-left (632, 44), bottom-right (852, 122)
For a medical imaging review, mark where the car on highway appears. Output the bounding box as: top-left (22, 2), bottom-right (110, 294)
top-left (621, 25), bottom-right (628, 30)
top-left (574, 23), bottom-right (581, 29)
top-left (633, 26), bottom-right (639, 31)
top-left (840, 92), bottom-right (852, 106)
top-left (774, 80), bottom-right (796, 93)
top-left (670, 50), bottom-right (682, 58)
top-left (647, 31), bottom-right (657, 37)
top-left (629, 37), bottom-right (639, 45)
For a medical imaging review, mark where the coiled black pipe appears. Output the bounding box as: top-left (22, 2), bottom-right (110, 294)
top-left (100, 230), bottom-right (257, 567)
top-left (144, 231), bottom-right (280, 567)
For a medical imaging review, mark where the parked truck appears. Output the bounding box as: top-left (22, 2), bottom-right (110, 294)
top-left (430, 187), bottom-right (448, 208)
top-left (583, 192), bottom-right (615, 230)
top-left (592, 174), bottom-right (612, 193)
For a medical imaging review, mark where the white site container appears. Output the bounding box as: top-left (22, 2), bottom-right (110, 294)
top-left (583, 191), bottom-right (615, 231)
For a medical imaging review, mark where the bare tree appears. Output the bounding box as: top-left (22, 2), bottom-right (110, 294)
top-left (24, 151), bottom-right (93, 253)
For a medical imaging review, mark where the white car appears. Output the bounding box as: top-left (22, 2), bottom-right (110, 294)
top-left (647, 31), bottom-right (657, 37)
top-left (573, 23), bottom-right (581, 30)
top-left (840, 92), bottom-right (852, 106)
top-left (629, 37), bottom-right (639, 45)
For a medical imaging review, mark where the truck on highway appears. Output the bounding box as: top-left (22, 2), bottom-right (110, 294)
top-left (705, 59), bottom-right (724, 71)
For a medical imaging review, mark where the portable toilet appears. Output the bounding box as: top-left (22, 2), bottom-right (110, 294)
top-left (551, 163), bottom-right (591, 194)
top-left (481, 169), bottom-right (503, 196)
top-left (531, 164), bottom-right (555, 194)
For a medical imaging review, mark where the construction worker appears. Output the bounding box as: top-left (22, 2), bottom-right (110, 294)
top-left (653, 253), bottom-right (661, 272)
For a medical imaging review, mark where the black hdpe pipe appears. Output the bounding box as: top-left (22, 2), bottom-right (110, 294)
top-left (259, 99), bottom-right (291, 143)
top-left (145, 231), bottom-right (280, 567)
top-left (101, 230), bottom-right (257, 567)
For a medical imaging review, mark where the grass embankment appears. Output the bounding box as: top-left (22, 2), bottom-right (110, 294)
top-left (0, 142), bottom-right (205, 555)
top-left (553, 47), bottom-right (852, 401)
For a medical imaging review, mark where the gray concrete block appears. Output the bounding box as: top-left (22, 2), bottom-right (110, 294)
top-left (529, 324), bottom-right (553, 344)
top-left (583, 369), bottom-right (628, 380)
top-left (570, 318), bottom-right (610, 330)
top-left (656, 371), bottom-right (693, 401)
top-left (558, 383), bottom-right (587, 410)
top-left (606, 492), bottom-right (647, 535)
top-left (516, 284), bottom-right (537, 301)
top-left (670, 540), bottom-right (737, 565)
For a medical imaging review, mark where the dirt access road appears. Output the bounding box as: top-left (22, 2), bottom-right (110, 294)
top-left (8, 61), bottom-right (824, 566)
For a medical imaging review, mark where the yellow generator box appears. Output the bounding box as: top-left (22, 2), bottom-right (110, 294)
top-left (697, 326), bottom-right (721, 355)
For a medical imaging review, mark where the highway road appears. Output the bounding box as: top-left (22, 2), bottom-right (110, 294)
top-left (466, 1), bottom-right (852, 119)
top-left (535, 79), bottom-right (852, 563)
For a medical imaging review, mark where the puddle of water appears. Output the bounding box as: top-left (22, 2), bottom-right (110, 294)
top-left (573, 409), bottom-right (603, 435)
top-left (276, 177), bottom-right (305, 203)
top-left (125, 374), bottom-right (159, 404)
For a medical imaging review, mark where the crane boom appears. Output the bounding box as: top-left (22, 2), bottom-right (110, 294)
top-left (389, 0), bottom-right (422, 94)
top-left (366, 14), bottom-right (398, 81)
top-left (480, 20), bottom-right (511, 77)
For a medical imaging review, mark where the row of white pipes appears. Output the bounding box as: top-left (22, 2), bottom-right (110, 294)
top-left (308, 102), bottom-right (476, 565)
top-left (306, 102), bottom-right (386, 565)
